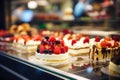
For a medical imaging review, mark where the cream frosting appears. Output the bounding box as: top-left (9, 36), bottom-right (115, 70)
top-left (35, 52), bottom-right (69, 60)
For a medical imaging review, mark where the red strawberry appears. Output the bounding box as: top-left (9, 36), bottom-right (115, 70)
top-left (64, 46), bottom-right (68, 52)
top-left (10, 37), bottom-right (15, 42)
top-left (54, 45), bottom-right (61, 54)
top-left (113, 41), bottom-right (119, 47)
top-left (32, 35), bottom-right (42, 41)
top-left (83, 37), bottom-right (89, 43)
top-left (106, 42), bottom-right (112, 47)
top-left (61, 47), bottom-right (66, 53)
top-left (40, 45), bottom-right (45, 53)
top-left (48, 36), bottom-right (56, 42)
top-left (72, 40), bottom-right (76, 45)
top-left (60, 40), bottom-right (64, 46)
top-left (105, 37), bottom-right (111, 41)
top-left (100, 40), bottom-right (107, 48)
top-left (95, 36), bottom-right (100, 42)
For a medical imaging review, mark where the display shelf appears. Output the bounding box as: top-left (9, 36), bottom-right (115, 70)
top-left (0, 51), bottom-right (88, 80)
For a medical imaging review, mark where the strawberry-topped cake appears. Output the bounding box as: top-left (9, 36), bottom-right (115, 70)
top-left (35, 36), bottom-right (69, 66)
top-left (90, 36), bottom-right (120, 61)
top-left (13, 35), bottom-right (41, 54)
top-left (63, 34), bottom-right (90, 56)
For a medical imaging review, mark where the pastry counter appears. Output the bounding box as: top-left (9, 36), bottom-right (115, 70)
top-left (0, 30), bottom-right (120, 80)
top-left (0, 48), bottom-right (119, 80)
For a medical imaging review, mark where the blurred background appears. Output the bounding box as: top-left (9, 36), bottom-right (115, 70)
top-left (1, 0), bottom-right (120, 31)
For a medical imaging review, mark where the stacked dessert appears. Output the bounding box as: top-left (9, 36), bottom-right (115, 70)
top-left (90, 36), bottom-right (120, 61)
top-left (13, 35), bottom-right (41, 54)
top-left (35, 36), bottom-right (69, 66)
top-left (63, 34), bottom-right (90, 57)
top-left (109, 51), bottom-right (120, 76)
top-left (0, 30), bottom-right (14, 51)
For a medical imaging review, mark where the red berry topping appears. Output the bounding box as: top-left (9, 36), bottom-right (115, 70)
top-left (60, 40), bottom-right (64, 46)
top-left (105, 37), bottom-right (111, 41)
top-left (64, 46), bottom-right (68, 52)
top-left (83, 37), bottom-right (89, 43)
top-left (100, 40), bottom-right (107, 48)
top-left (95, 36), bottom-right (100, 42)
top-left (72, 40), bottom-right (77, 45)
top-left (106, 42), bottom-right (112, 47)
top-left (48, 36), bottom-right (56, 42)
top-left (40, 46), bottom-right (45, 53)
top-left (112, 36), bottom-right (119, 42)
top-left (113, 41), bottom-right (119, 47)
top-left (60, 47), bottom-right (66, 53)
top-left (54, 46), bottom-right (61, 54)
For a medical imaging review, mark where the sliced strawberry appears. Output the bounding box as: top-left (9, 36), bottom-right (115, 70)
top-left (40, 45), bottom-right (45, 53)
top-left (83, 37), bottom-right (89, 43)
top-left (72, 40), bottom-right (77, 45)
top-left (64, 46), bottom-right (68, 52)
top-left (48, 36), bottom-right (56, 42)
top-left (112, 36), bottom-right (119, 42)
top-left (95, 36), bottom-right (100, 42)
top-left (32, 35), bottom-right (42, 41)
top-left (61, 47), bottom-right (66, 53)
top-left (54, 45), bottom-right (61, 54)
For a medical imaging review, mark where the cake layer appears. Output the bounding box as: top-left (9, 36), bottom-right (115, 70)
top-left (68, 47), bottom-right (90, 55)
top-left (35, 52), bottom-right (69, 60)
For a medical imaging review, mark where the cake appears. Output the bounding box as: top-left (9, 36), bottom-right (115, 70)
top-left (90, 36), bottom-right (120, 61)
top-left (35, 36), bottom-right (69, 66)
top-left (109, 51), bottom-right (120, 76)
top-left (63, 34), bottom-right (90, 57)
top-left (0, 30), bottom-right (14, 51)
top-left (13, 35), bottom-right (41, 55)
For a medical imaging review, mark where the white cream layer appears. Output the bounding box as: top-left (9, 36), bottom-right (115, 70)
top-left (68, 48), bottom-right (90, 54)
top-left (35, 52), bottom-right (69, 60)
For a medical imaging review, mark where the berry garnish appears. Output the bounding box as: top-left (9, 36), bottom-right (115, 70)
top-left (83, 37), bottom-right (89, 43)
top-left (106, 42), bottom-right (112, 47)
top-left (100, 40), bottom-right (107, 48)
top-left (54, 46), bottom-right (61, 54)
top-left (64, 46), bottom-right (68, 52)
top-left (112, 36), bottom-right (119, 42)
top-left (72, 40), bottom-right (77, 45)
top-left (40, 46), bottom-right (45, 53)
top-left (60, 47), bottom-right (66, 53)
top-left (41, 40), bottom-right (48, 45)
top-left (44, 50), bottom-right (49, 54)
top-left (60, 40), bottom-right (64, 46)
top-left (48, 36), bottom-right (56, 42)
top-left (55, 40), bottom-right (60, 45)
top-left (32, 35), bottom-right (42, 41)
top-left (113, 41), bottom-right (119, 47)
top-left (95, 36), bottom-right (100, 42)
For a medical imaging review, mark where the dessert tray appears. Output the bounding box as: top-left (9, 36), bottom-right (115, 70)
top-left (101, 66), bottom-right (120, 78)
